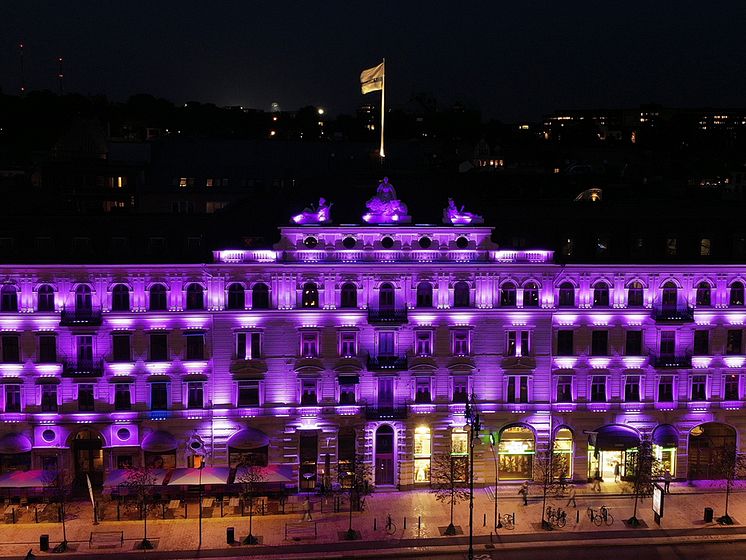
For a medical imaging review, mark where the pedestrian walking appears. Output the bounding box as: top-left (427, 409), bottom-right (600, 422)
top-left (518, 481), bottom-right (529, 505)
top-left (566, 485), bottom-right (577, 508)
top-left (591, 468), bottom-right (602, 492)
top-left (301, 497), bottom-right (313, 521)
top-left (663, 468), bottom-right (672, 494)
top-left (613, 462), bottom-right (620, 483)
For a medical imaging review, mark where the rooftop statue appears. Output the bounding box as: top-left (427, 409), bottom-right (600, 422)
top-left (443, 198), bottom-right (484, 225)
top-left (362, 177), bottom-right (411, 224)
top-left (291, 197), bottom-right (333, 224)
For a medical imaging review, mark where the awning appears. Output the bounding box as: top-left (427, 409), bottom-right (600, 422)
top-left (235, 463), bottom-right (294, 484)
top-left (653, 424), bottom-right (679, 448)
top-left (227, 428), bottom-right (270, 451)
top-left (103, 469), bottom-right (169, 488)
top-left (0, 433), bottom-right (32, 454)
top-left (338, 375), bottom-right (360, 385)
top-left (141, 431), bottom-right (177, 453)
top-left (0, 470), bottom-right (47, 488)
top-left (592, 425), bottom-right (640, 451)
top-left (167, 467), bottom-right (230, 486)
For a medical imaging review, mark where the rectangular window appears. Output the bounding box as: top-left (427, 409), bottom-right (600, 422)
top-left (1, 335), bottom-right (19, 363)
top-left (4, 384), bottom-right (20, 412)
top-left (413, 428), bottom-right (431, 484)
top-left (377, 331), bottom-right (395, 356)
top-left (38, 335), bottom-right (57, 363)
top-left (235, 331), bottom-right (263, 359)
top-left (78, 384), bottom-right (94, 411)
top-left (339, 331), bottom-right (357, 357)
top-left (76, 335), bottom-right (93, 362)
top-left (624, 375), bottom-right (641, 402)
top-left (451, 430), bottom-right (469, 482)
top-left (506, 331), bottom-right (517, 356)
top-left (520, 331), bottom-right (531, 356)
top-left (185, 334), bottom-right (205, 360)
top-left (301, 332), bottom-right (319, 357)
top-left (149, 333), bottom-right (168, 361)
top-left (114, 383), bottom-right (131, 410)
top-left (591, 331), bottom-right (608, 356)
top-left (691, 375), bottom-right (707, 401)
top-left (112, 334), bottom-right (131, 362)
top-left (339, 378), bottom-right (357, 404)
top-left (556, 376), bottom-right (572, 403)
top-left (452, 330), bottom-right (469, 356)
top-left (724, 374), bottom-right (740, 400)
top-left (237, 381), bottom-right (260, 406)
top-left (658, 375), bottom-right (674, 402)
top-left (726, 330), bottom-right (743, 355)
top-left (41, 384), bottom-right (58, 412)
top-left (187, 381), bottom-right (204, 408)
top-left (590, 376), bottom-right (606, 402)
top-left (300, 378), bottom-right (317, 405)
top-left (693, 330), bottom-right (709, 355)
top-left (414, 377), bottom-right (431, 403)
top-left (151, 382), bottom-right (168, 410)
top-left (452, 376), bottom-right (468, 403)
top-left (625, 330), bottom-right (643, 356)
top-left (557, 330), bottom-right (574, 356)
top-left (660, 331), bottom-right (675, 357)
top-left (506, 376), bottom-right (529, 403)
top-left (415, 330), bottom-right (432, 356)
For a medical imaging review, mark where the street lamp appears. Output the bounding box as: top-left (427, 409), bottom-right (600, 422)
top-left (464, 394), bottom-right (482, 560)
top-left (489, 432), bottom-right (501, 529)
top-left (198, 458), bottom-right (206, 549)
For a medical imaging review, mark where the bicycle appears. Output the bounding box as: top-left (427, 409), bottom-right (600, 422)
top-left (385, 513), bottom-right (396, 534)
top-left (498, 512), bottom-right (515, 530)
top-left (587, 505), bottom-right (613, 526)
top-left (545, 506), bottom-right (567, 528)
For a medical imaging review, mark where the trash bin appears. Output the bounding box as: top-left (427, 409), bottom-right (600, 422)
top-left (40, 534), bottom-right (49, 551)
top-left (226, 526), bottom-right (235, 544)
top-left (704, 507), bottom-right (714, 523)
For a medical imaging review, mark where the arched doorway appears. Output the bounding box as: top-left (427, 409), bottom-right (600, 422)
top-left (587, 424), bottom-right (640, 481)
top-left (688, 422), bottom-right (736, 479)
top-left (375, 425), bottom-right (395, 485)
top-left (553, 427), bottom-right (574, 478)
top-left (72, 430), bottom-right (104, 489)
top-left (652, 424), bottom-right (679, 476)
top-left (498, 424), bottom-right (535, 480)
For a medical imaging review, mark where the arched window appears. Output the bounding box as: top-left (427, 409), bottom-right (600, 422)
top-left (149, 284), bottom-right (168, 311)
top-left (592, 282), bottom-right (609, 307)
top-left (523, 282), bottom-right (539, 307)
top-left (111, 284), bottom-right (130, 312)
top-left (453, 281), bottom-right (470, 308)
top-left (185, 283), bottom-right (204, 310)
top-left (340, 283), bottom-right (357, 309)
top-left (416, 282), bottom-right (433, 308)
top-left (558, 282), bottom-right (575, 307)
top-left (627, 281), bottom-right (643, 307)
top-left (379, 282), bottom-right (395, 309)
top-left (0, 285), bottom-right (18, 312)
top-left (302, 282), bottom-right (319, 308)
top-left (226, 283), bottom-right (245, 310)
top-left (500, 282), bottom-right (516, 307)
top-left (252, 283), bottom-right (270, 309)
top-left (37, 284), bottom-right (55, 312)
top-left (661, 281), bottom-right (677, 308)
top-left (695, 281), bottom-right (711, 307)
top-left (730, 281), bottom-right (744, 306)
top-left (75, 285), bottom-right (92, 312)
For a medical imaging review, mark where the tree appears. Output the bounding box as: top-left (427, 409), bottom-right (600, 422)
top-left (42, 468), bottom-right (74, 552)
top-left (123, 465), bottom-right (158, 549)
top-left (624, 438), bottom-right (656, 527)
top-left (715, 451), bottom-right (746, 525)
top-left (236, 461), bottom-right (266, 544)
top-left (533, 440), bottom-right (569, 530)
top-left (340, 452), bottom-right (374, 540)
top-left (430, 452), bottom-right (469, 535)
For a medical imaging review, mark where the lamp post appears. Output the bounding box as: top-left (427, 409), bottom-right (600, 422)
top-left (464, 394), bottom-right (482, 560)
top-left (198, 459), bottom-right (205, 549)
top-left (489, 432), bottom-right (500, 529)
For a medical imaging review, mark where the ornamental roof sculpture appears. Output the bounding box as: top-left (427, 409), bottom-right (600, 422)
top-left (291, 197), bottom-right (333, 224)
top-left (362, 177), bottom-right (411, 224)
top-left (443, 198), bottom-right (484, 225)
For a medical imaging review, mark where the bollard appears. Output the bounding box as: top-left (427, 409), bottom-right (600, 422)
top-left (483, 513), bottom-right (486, 527)
top-left (40, 534), bottom-right (49, 552)
top-left (374, 518), bottom-right (377, 531)
top-left (576, 509), bottom-right (580, 524)
top-left (226, 526), bottom-right (235, 544)
top-left (404, 517), bottom-right (407, 530)
top-left (418, 516), bottom-right (421, 531)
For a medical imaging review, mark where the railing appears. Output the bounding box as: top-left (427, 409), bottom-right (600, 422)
top-left (367, 355), bottom-right (408, 371)
top-left (367, 308), bottom-right (408, 324)
top-left (364, 406), bottom-right (408, 420)
top-left (651, 304), bottom-right (694, 322)
top-left (60, 308), bottom-right (103, 326)
top-left (62, 359), bottom-right (104, 377)
top-left (649, 354), bottom-right (692, 369)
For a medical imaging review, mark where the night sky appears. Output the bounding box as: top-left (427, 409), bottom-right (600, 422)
top-left (2, 1), bottom-right (746, 121)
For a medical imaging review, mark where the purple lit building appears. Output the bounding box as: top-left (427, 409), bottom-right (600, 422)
top-left (0, 189), bottom-right (743, 491)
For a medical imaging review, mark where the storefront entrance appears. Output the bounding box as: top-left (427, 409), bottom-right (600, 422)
top-left (498, 425), bottom-right (535, 481)
top-left (587, 424), bottom-right (640, 482)
top-left (72, 430), bottom-right (104, 490)
top-left (688, 422), bottom-right (736, 479)
top-left (375, 425), bottom-right (395, 485)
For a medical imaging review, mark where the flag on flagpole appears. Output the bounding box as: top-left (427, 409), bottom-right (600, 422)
top-left (360, 62), bottom-right (384, 94)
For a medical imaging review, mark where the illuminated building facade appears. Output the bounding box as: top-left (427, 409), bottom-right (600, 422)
top-left (0, 214), bottom-right (745, 490)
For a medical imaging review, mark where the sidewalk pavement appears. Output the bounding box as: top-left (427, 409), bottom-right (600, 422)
top-left (1, 482), bottom-right (745, 559)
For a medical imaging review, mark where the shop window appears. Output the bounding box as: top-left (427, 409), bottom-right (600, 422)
top-left (658, 376), bottom-right (675, 402)
top-left (149, 333), bottom-right (168, 361)
top-left (592, 282), bottom-right (609, 307)
top-left (185, 283), bottom-right (204, 310)
top-left (624, 376), bottom-right (641, 402)
top-left (726, 330), bottom-right (743, 355)
top-left (693, 330), bottom-right (709, 355)
top-left (691, 375), bottom-right (707, 401)
top-left (416, 282), bottom-right (433, 308)
top-left (556, 376), bottom-right (573, 402)
top-left (730, 282), bottom-right (745, 306)
top-left (112, 333), bottom-right (131, 362)
top-left (523, 282), bottom-right (539, 307)
top-left (4, 384), bottom-right (21, 412)
top-left (299, 432), bottom-right (318, 490)
top-left (300, 378), bottom-right (317, 405)
top-left (339, 331), bottom-right (357, 357)
top-left (252, 283), bottom-right (270, 309)
top-left (695, 282), bottom-right (711, 307)
top-left (590, 376), bottom-right (607, 402)
top-left (237, 381), bottom-right (260, 406)
top-left (500, 283), bottom-right (516, 307)
top-left (591, 330), bottom-right (608, 356)
top-left (414, 377), bottom-right (431, 403)
top-left (452, 376), bottom-right (469, 403)
top-left (557, 330), bottom-right (574, 356)
top-left (187, 381), bottom-right (204, 408)
top-left (300, 331), bottom-right (319, 357)
top-left (149, 284), bottom-right (168, 311)
top-left (37, 285), bottom-right (55, 312)
top-left (724, 374), bottom-right (740, 401)
top-left (553, 428), bottom-right (574, 478)
top-left (506, 375), bottom-right (529, 403)
top-left (226, 284), bottom-right (245, 310)
top-left (114, 383), bottom-right (131, 410)
top-left (452, 330), bottom-right (470, 356)
top-left (111, 284), bottom-right (130, 311)
top-left (625, 330), bottom-right (642, 355)
top-left (337, 429), bottom-right (356, 486)
top-left (151, 382), bottom-right (169, 410)
top-left (451, 430), bottom-right (469, 482)
top-left (498, 426), bottom-right (535, 480)
top-left (413, 427), bottom-right (431, 483)
top-left (415, 330), bottom-right (432, 356)
top-left (185, 333), bottom-right (205, 360)
top-left (41, 384), bottom-right (58, 412)
top-left (627, 282), bottom-right (644, 307)
top-left (558, 283), bottom-right (575, 307)
top-left (340, 283), bottom-right (357, 308)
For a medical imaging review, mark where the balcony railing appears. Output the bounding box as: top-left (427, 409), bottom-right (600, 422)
top-left (62, 359), bottom-right (104, 377)
top-left (60, 308), bottom-right (103, 326)
top-left (364, 406), bottom-right (408, 420)
top-left (367, 355), bottom-right (408, 371)
top-left (367, 308), bottom-right (408, 325)
top-left (650, 354), bottom-right (692, 369)
top-left (651, 304), bottom-right (694, 323)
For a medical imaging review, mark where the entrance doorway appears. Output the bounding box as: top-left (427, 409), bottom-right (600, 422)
top-left (688, 422), bottom-right (736, 479)
top-left (375, 425), bottom-right (395, 485)
top-left (72, 430), bottom-right (104, 491)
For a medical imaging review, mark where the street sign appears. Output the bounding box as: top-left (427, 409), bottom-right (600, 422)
top-left (652, 482), bottom-right (665, 524)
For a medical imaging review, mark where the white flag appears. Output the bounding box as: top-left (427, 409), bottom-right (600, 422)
top-left (360, 62), bottom-right (384, 94)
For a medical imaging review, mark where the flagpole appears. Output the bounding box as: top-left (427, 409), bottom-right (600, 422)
top-left (380, 58), bottom-right (386, 159)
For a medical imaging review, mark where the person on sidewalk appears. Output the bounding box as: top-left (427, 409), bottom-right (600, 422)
top-left (663, 468), bottom-right (672, 494)
top-left (613, 462), bottom-right (620, 483)
top-left (301, 497), bottom-right (313, 521)
top-left (518, 481), bottom-right (529, 505)
top-left (591, 468), bottom-right (602, 492)
top-left (566, 485), bottom-right (577, 508)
